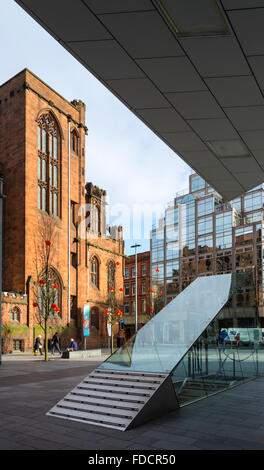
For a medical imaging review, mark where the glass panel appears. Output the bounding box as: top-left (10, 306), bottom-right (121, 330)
top-left (197, 197), bottom-right (214, 217)
top-left (99, 274), bottom-right (233, 373)
top-left (246, 211), bottom-right (263, 224)
top-left (50, 163), bottom-right (53, 186)
top-left (42, 129), bottom-right (46, 153)
top-left (171, 273), bottom-right (262, 406)
top-left (53, 192), bottom-right (58, 216)
top-left (198, 235), bottom-right (213, 254)
top-left (235, 226), bottom-right (253, 246)
top-left (42, 159), bottom-right (46, 182)
top-left (38, 157), bottom-right (41, 179)
top-left (49, 134), bottom-right (53, 156)
top-left (198, 256), bottom-right (213, 274)
top-left (38, 126), bottom-right (41, 150)
top-left (42, 187), bottom-right (46, 212)
top-left (166, 242), bottom-right (179, 260)
top-left (216, 232), bottom-right (232, 250)
top-left (191, 175), bottom-right (205, 192)
top-left (216, 211), bottom-right (232, 233)
top-left (53, 165), bottom-right (58, 188)
top-left (166, 225), bottom-right (178, 242)
top-left (198, 216), bottom-right (213, 235)
top-left (53, 136), bottom-right (58, 159)
top-left (38, 185), bottom-right (41, 209)
top-left (166, 259), bottom-right (179, 277)
top-left (244, 192), bottom-right (262, 212)
top-left (231, 197), bottom-right (242, 212)
top-left (166, 278), bottom-right (180, 296)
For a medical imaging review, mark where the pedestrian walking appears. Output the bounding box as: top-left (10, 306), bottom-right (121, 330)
top-left (51, 332), bottom-right (61, 355)
top-left (33, 334), bottom-right (43, 356)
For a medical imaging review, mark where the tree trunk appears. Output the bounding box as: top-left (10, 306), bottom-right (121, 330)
top-left (44, 317), bottom-right (48, 361)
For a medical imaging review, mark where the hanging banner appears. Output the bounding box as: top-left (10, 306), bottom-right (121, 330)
top-left (83, 304), bottom-right (90, 337)
top-left (107, 322), bottom-right (112, 337)
top-left (107, 308), bottom-right (112, 337)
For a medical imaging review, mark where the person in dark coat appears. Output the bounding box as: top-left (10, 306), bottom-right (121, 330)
top-left (51, 332), bottom-right (61, 355)
top-left (34, 335), bottom-right (43, 356)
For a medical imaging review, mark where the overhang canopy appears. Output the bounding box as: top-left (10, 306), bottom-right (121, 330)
top-left (14, 0), bottom-right (264, 200)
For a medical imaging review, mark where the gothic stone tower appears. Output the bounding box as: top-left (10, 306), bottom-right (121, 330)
top-left (0, 69), bottom-right (87, 350)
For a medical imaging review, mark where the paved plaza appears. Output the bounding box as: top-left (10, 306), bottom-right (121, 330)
top-left (0, 352), bottom-right (264, 451)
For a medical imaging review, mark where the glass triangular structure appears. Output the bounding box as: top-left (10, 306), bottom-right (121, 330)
top-left (48, 273), bottom-right (263, 429)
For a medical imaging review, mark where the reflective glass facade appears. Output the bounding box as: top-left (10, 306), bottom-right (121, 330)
top-left (151, 173), bottom-right (264, 325)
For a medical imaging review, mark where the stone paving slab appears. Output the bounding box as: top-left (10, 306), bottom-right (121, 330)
top-left (0, 355), bottom-right (264, 451)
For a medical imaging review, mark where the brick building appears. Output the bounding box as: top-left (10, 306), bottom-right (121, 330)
top-left (123, 251), bottom-right (151, 338)
top-left (0, 69), bottom-right (124, 352)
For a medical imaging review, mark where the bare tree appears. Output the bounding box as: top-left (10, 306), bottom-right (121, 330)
top-left (32, 215), bottom-right (60, 361)
top-left (105, 287), bottom-right (123, 353)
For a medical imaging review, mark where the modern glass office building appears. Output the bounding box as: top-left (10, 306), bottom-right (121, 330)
top-left (151, 173), bottom-right (264, 326)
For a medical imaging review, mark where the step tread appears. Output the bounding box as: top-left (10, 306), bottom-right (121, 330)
top-left (96, 369), bottom-right (167, 378)
top-left (60, 399), bottom-right (138, 418)
top-left (49, 405), bottom-right (130, 426)
top-left (73, 387), bottom-right (147, 403)
top-left (78, 382), bottom-right (153, 396)
top-left (90, 372), bottom-right (164, 384)
top-left (84, 377), bottom-right (157, 389)
top-left (67, 393), bottom-right (141, 410)
top-left (46, 411), bottom-right (126, 430)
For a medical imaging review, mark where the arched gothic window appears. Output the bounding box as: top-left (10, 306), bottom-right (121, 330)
top-left (91, 256), bottom-right (99, 288)
top-left (38, 267), bottom-right (62, 317)
top-left (89, 204), bottom-right (99, 234)
top-left (37, 113), bottom-right (60, 217)
top-left (10, 306), bottom-right (21, 323)
top-left (71, 129), bottom-right (79, 154)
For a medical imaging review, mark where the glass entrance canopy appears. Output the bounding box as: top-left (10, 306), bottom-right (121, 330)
top-left (99, 273), bottom-right (263, 406)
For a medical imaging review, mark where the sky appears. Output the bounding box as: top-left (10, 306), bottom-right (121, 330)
top-left (0, 0), bottom-right (192, 255)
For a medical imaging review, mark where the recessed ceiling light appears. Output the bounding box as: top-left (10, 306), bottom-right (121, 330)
top-left (206, 140), bottom-right (249, 157)
top-left (155, 0), bottom-right (229, 37)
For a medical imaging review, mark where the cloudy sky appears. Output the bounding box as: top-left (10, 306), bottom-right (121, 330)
top-left (1, 0), bottom-right (192, 254)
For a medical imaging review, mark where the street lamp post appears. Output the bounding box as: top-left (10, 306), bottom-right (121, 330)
top-left (131, 243), bottom-right (141, 334)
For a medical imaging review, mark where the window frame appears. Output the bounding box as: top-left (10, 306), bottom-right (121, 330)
top-left (37, 114), bottom-right (60, 217)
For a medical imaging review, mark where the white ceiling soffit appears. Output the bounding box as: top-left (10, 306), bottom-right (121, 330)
top-left (14, 0), bottom-right (264, 200)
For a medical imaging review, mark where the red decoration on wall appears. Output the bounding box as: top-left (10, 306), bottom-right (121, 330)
top-left (150, 289), bottom-right (154, 293)
top-left (45, 240), bottom-right (51, 246)
top-left (159, 291), bottom-right (163, 295)
top-left (150, 307), bottom-right (154, 311)
top-left (39, 279), bottom-right (45, 285)
top-left (53, 284), bottom-right (59, 289)
top-left (110, 286), bottom-right (115, 292)
top-left (116, 261), bottom-right (120, 266)
top-left (156, 268), bottom-right (159, 272)
top-left (119, 288), bottom-right (123, 292)
top-left (33, 302), bottom-right (38, 308)
top-left (51, 304), bottom-right (57, 309)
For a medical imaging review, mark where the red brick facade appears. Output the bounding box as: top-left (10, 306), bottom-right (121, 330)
top-left (123, 251), bottom-right (151, 338)
top-left (0, 69), bottom-right (124, 352)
